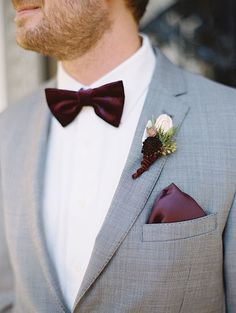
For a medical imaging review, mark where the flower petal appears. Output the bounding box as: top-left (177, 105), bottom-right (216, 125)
top-left (142, 120), bottom-right (153, 142)
top-left (155, 114), bottom-right (173, 133)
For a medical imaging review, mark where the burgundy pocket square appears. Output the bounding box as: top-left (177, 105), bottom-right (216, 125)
top-left (148, 183), bottom-right (206, 224)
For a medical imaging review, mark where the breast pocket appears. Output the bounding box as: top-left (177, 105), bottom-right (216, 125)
top-left (142, 213), bottom-right (217, 242)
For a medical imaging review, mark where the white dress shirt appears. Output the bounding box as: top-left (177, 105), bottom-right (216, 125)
top-left (42, 33), bottom-right (156, 311)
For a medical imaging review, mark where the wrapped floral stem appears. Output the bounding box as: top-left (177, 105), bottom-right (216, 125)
top-left (132, 152), bottom-right (160, 179)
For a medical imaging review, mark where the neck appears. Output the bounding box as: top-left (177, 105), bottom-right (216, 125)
top-left (61, 9), bottom-right (141, 85)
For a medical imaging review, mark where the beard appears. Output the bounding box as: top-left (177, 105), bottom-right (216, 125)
top-left (12, 0), bottom-right (112, 60)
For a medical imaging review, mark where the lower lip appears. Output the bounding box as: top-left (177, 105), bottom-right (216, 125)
top-left (16, 7), bottom-right (41, 18)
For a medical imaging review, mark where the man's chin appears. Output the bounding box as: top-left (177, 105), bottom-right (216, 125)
top-left (15, 27), bottom-right (45, 54)
top-left (15, 32), bottom-right (32, 50)
top-left (16, 39), bottom-right (35, 52)
top-left (15, 35), bottom-right (65, 60)
top-left (15, 34), bottom-right (44, 55)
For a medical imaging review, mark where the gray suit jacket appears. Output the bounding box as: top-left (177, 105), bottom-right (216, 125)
top-left (0, 47), bottom-right (236, 313)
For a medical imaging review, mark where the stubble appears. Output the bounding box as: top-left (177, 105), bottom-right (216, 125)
top-left (14, 0), bottom-right (112, 60)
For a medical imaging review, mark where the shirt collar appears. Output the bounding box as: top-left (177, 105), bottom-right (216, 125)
top-left (57, 33), bottom-right (156, 123)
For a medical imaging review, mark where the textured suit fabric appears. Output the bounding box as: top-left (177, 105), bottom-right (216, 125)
top-left (0, 47), bottom-right (236, 313)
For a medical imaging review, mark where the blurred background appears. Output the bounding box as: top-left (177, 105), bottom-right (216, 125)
top-left (0, 0), bottom-right (235, 113)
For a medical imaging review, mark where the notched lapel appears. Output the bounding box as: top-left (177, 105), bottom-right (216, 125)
top-left (73, 48), bottom-right (190, 311)
top-left (25, 79), bottom-right (70, 312)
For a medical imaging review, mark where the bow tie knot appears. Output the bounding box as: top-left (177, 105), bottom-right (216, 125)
top-left (77, 88), bottom-right (94, 106)
top-left (45, 80), bottom-right (125, 127)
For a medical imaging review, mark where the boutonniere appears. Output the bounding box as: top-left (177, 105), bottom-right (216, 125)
top-left (132, 114), bottom-right (177, 179)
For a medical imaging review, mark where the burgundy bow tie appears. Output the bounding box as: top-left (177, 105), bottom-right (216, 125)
top-left (45, 80), bottom-right (125, 127)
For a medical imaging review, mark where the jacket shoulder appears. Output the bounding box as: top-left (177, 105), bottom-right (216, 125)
top-left (182, 69), bottom-right (236, 109)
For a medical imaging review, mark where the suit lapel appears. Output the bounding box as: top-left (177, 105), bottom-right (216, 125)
top-left (72, 48), bottom-right (190, 310)
top-left (24, 79), bottom-right (71, 311)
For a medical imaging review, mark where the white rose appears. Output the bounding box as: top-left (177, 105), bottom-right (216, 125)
top-left (155, 114), bottom-right (173, 133)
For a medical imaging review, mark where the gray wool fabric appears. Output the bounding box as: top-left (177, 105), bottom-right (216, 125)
top-left (0, 46), bottom-right (236, 313)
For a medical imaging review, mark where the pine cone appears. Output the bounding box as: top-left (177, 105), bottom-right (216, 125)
top-left (141, 137), bottom-right (162, 156)
top-left (132, 137), bottom-right (163, 179)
